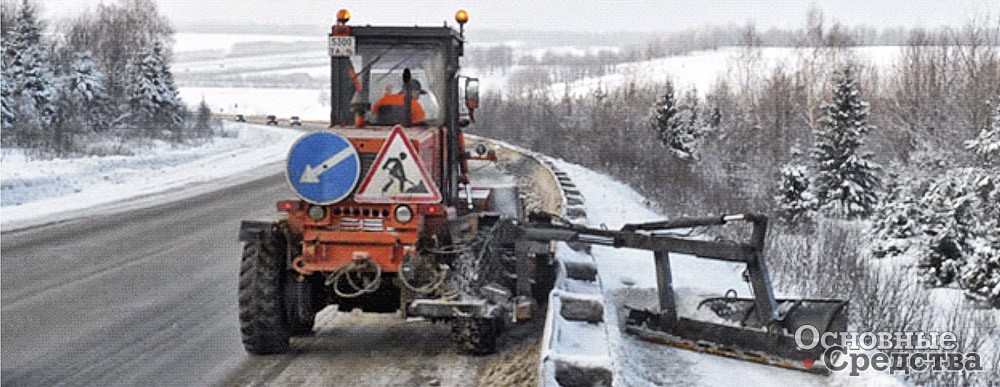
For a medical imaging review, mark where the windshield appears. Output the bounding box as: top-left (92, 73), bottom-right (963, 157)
top-left (349, 43), bottom-right (445, 126)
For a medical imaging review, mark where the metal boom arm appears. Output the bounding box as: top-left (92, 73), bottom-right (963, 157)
top-left (503, 213), bottom-right (781, 326)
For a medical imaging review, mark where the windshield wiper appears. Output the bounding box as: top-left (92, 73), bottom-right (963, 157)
top-left (355, 43), bottom-right (401, 82)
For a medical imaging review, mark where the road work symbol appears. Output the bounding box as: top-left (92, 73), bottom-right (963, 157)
top-left (355, 126), bottom-right (441, 203)
top-left (381, 153), bottom-right (429, 194)
top-left (286, 132), bottom-right (360, 204)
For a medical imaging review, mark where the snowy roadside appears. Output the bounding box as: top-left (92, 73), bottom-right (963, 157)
top-left (0, 122), bottom-right (303, 232)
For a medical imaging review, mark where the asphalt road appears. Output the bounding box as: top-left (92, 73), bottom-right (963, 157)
top-left (2, 172), bottom-right (287, 386)
top-left (1, 143), bottom-right (550, 386)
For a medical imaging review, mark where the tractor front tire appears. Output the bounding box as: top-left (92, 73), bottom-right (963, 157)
top-left (239, 241), bottom-right (291, 354)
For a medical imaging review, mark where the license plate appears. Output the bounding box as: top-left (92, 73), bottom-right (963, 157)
top-left (328, 36), bottom-right (355, 57)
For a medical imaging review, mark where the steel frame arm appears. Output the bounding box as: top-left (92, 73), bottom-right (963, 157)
top-left (505, 213), bottom-right (781, 325)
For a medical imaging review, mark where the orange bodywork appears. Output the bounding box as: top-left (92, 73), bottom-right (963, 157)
top-left (284, 126), bottom-right (449, 275)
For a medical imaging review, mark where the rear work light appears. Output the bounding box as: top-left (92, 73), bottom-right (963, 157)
top-left (277, 200), bottom-right (302, 212)
top-left (423, 203), bottom-right (445, 216)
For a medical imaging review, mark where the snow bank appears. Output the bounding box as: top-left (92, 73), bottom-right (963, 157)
top-left (545, 46), bottom-right (902, 99)
top-left (1, 122), bottom-right (302, 231)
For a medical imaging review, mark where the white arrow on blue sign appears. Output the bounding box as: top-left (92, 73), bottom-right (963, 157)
top-left (285, 132), bottom-right (361, 205)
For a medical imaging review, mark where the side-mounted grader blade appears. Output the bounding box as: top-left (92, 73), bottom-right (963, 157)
top-left (624, 297), bottom-right (848, 373)
top-left (502, 213), bottom-right (849, 373)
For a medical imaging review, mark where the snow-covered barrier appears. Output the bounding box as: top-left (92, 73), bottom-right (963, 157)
top-left (539, 249), bottom-right (614, 387)
top-left (537, 161), bottom-right (614, 387)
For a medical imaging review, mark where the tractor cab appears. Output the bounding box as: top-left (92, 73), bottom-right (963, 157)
top-left (348, 44), bottom-right (445, 126)
top-left (326, 10), bottom-right (478, 209)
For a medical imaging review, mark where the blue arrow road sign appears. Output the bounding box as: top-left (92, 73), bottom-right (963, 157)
top-left (286, 132), bottom-right (361, 205)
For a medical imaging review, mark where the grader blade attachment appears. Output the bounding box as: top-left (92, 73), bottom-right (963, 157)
top-left (504, 213), bottom-right (849, 374)
top-left (624, 297), bottom-right (848, 374)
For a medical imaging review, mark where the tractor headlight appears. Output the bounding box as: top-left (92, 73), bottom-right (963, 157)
top-left (307, 205), bottom-right (326, 221)
top-left (394, 205), bottom-right (413, 223)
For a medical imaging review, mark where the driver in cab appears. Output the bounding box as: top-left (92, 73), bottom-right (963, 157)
top-left (372, 69), bottom-right (426, 125)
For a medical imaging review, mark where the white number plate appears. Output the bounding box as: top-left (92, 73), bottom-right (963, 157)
top-left (328, 36), bottom-right (356, 57)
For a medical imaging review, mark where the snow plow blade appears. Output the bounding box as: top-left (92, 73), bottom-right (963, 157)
top-left (502, 212), bottom-right (850, 374)
top-left (624, 297), bottom-right (848, 374)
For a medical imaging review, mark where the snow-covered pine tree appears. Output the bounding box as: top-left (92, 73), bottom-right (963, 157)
top-left (869, 175), bottom-right (922, 258)
top-left (123, 50), bottom-right (155, 133)
top-left (958, 174), bottom-right (999, 307)
top-left (1, 47), bottom-right (14, 132)
top-left (810, 68), bottom-right (882, 218)
top-left (916, 176), bottom-right (967, 286)
top-left (158, 41), bottom-right (184, 113)
top-left (965, 99), bottom-right (1000, 165)
top-left (680, 88), bottom-right (711, 154)
top-left (651, 81), bottom-right (677, 140)
top-left (125, 40), bottom-right (184, 137)
top-left (62, 52), bottom-right (112, 132)
top-left (194, 98), bottom-right (213, 137)
top-left (774, 163), bottom-right (818, 224)
top-left (960, 233), bottom-right (1000, 307)
top-left (4, 0), bottom-right (58, 130)
top-left (650, 81), bottom-right (698, 159)
top-left (913, 169), bottom-right (993, 287)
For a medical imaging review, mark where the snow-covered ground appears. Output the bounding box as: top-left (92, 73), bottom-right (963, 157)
top-left (546, 46), bottom-right (901, 98)
top-left (0, 122), bottom-right (302, 231)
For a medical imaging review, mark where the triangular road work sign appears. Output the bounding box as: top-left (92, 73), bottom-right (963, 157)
top-left (355, 126), bottom-right (442, 203)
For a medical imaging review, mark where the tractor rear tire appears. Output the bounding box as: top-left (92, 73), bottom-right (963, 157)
top-left (532, 254), bottom-right (557, 304)
top-left (451, 318), bottom-right (500, 355)
top-left (239, 241), bottom-right (291, 354)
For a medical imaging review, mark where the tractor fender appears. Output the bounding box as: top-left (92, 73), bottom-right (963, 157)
top-left (238, 219), bottom-right (283, 243)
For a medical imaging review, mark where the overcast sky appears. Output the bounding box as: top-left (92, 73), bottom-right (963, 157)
top-left (34, 0), bottom-right (1000, 33)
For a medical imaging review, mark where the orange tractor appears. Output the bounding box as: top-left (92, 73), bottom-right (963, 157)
top-left (238, 9), bottom-right (849, 373)
top-left (238, 9), bottom-right (551, 355)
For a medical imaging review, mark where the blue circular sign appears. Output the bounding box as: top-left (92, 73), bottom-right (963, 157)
top-left (286, 132), bottom-right (361, 205)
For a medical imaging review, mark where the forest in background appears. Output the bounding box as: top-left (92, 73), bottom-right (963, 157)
top-left (469, 10), bottom-right (1000, 386)
top-left (1, 0), bottom-right (216, 158)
